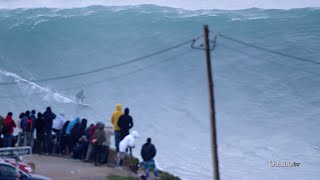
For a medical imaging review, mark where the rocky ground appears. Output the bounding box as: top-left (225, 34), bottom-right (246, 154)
top-left (24, 154), bottom-right (140, 180)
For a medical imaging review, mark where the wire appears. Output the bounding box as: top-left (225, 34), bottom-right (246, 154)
top-left (60, 49), bottom-right (194, 92)
top-left (218, 43), bottom-right (320, 76)
top-left (217, 33), bottom-right (320, 65)
top-left (0, 49), bottom-right (194, 99)
top-left (0, 36), bottom-right (201, 85)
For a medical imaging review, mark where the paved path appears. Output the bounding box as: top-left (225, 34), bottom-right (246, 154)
top-left (24, 155), bottom-right (139, 180)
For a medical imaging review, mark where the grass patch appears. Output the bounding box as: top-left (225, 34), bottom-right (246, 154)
top-left (108, 175), bottom-right (139, 180)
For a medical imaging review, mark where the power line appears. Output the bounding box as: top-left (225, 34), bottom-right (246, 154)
top-left (59, 49), bottom-right (194, 92)
top-left (217, 33), bottom-right (320, 65)
top-left (0, 36), bottom-right (201, 85)
top-left (0, 49), bottom-right (194, 99)
top-left (217, 43), bottom-right (320, 76)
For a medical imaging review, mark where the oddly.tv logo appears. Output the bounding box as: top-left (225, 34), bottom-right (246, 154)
top-left (269, 161), bottom-right (301, 167)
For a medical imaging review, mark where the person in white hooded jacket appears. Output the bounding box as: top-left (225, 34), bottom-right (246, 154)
top-left (52, 113), bottom-right (66, 154)
top-left (116, 130), bottom-right (139, 167)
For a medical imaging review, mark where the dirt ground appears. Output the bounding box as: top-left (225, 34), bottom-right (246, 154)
top-left (24, 155), bottom-right (140, 180)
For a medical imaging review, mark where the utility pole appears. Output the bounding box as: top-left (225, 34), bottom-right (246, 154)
top-left (203, 25), bottom-right (220, 180)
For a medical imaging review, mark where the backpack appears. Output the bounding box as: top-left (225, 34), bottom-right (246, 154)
top-left (25, 118), bottom-right (32, 132)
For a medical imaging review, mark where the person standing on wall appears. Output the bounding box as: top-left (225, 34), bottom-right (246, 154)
top-left (141, 138), bottom-right (160, 179)
top-left (111, 104), bottom-right (123, 152)
top-left (92, 122), bottom-right (106, 166)
top-left (3, 112), bottom-right (16, 147)
top-left (118, 108), bottom-right (133, 140)
top-left (30, 110), bottom-right (37, 149)
top-left (52, 113), bottom-right (66, 154)
top-left (43, 107), bottom-right (56, 155)
top-left (21, 111), bottom-right (30, 145)
top-left (24, 114), bottom-right (33, 147)
top-left (116, 131), bottom-right (139, 168)
top-left (36, 112), bottom-right (45, 154)
top-left (0, 115), bottom-right (4, 140)
top-left (118, 107), bottom-right (134, 155)
top-left (84, 123), bottom-right (97, 162)
top-left (16, 112), bottom-right (25, 147)
top-left (102, 123), bottom-right (114, 164)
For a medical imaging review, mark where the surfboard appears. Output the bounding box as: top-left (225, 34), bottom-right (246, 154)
top-left (76, 102), bottom-right (90, 106)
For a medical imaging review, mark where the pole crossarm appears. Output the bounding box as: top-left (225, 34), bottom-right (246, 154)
top-left (191, 32), bottom-right (218, 51)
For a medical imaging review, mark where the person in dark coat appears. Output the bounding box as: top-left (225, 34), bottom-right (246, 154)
top-left (30, 110), bottom-right (37, 148)
top-left (72, 135), bottom-right (88, 160)
top-left (141, 138), bottom-right (159, 179)
top-left (80, 118), bottom-right (87, 136)
top-left (43, 107), bottom-right (56, 155)
top-left (60, 120), bottom-right (70, 155)
top-left (70, 122), bottom-right (82, 155)
top-left (36, 112), bottom-right (45, 154)
top-left (117, 108), bottom-right (133, 141)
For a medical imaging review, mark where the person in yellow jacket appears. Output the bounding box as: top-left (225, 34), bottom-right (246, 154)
top-left (111, 104), bottom-right (123, 152)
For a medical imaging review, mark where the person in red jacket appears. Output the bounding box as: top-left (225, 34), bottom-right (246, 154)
top-left (84, 123), bottom-right (98, 162)
top-left (24, 116), bottom-right (33, 146)
top-left (3, 112), bottom-right (16, 147)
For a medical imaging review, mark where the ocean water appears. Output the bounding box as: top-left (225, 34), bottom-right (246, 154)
top-left (0, 2), bottom-right (320, 180)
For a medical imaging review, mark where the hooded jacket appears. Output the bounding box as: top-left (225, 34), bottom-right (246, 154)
top-left (66, 117), bottom-right (80, 135)
top-left (119, 130), bottom-right (139, 153)
top-left (118, 108), bottom-right (133, 132)
top-left (80, 119), bottom-right (87, 135)
top-left (102, 124), bottom-right (114, 147)
top-left (4, 115), bottom-right (16, 135)
top-left (36, 113), bottom-right (45, 136)
top-left (141, 140), bottom-right (157, 161)
top-left (92, 123), bottom-right (106, 146)
top-left (71, 122), bottom-right (82, 142)
top-left (111, 104), bottom-right (123, 131)
top-left (52, 114), bottom-right (66, 131)
top-left (43, 108), bottom-right (56, 131)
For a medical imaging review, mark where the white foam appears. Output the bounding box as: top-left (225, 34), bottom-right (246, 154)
top-left (0, 69), bottom-right (76, 104)
top-left (231, 16), bottom-right (270, 21)
top-left (33, 19), bottom-right (48, 26)
top-left (0, 0), bottom-right (319, 10)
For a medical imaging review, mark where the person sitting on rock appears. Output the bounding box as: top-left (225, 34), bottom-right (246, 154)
top-left (116, 130), bottom-right (139, 168)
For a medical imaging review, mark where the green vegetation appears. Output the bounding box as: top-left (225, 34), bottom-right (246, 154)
top-left (108, 175), bottom-right (139, 180)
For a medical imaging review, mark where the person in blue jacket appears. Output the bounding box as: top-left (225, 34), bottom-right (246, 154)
top-left (65, 117), bottom-right (81, 155)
